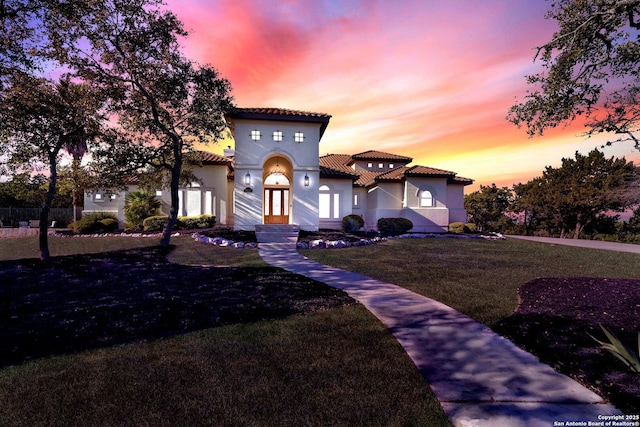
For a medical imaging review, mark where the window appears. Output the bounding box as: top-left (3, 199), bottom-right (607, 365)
top-left (178, 188), bottom-right (216, 216)
top-left (155, 190), bottom-right (162, 197)
top-left (94, 193), bottom-right (103, 201)
top-left (389, 163), bottom-right (394, 169)
top-left (251, 130), bottom-right (261, 140)
top-left (294, 132), bottom-right (304, 142)
top-left (273, 130), bottom-right (283, 142)
top-left (319, 185), bottom-right (340, 219)
top-left (353, 194), bottom-right (358, 206)
top-left (420, 190), bottom-right (434, 207)
top-left (378, 163), bottom-right (384, 169)
top-left (264, 173), bottom-right (290, 186)
top-left (367, 162), bottom-right (373, 168)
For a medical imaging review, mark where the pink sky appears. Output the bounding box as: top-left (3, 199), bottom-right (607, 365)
top-left (169, 0), bottom-right (640, 191)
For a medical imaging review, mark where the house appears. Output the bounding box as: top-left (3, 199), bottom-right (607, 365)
top-left (84, 107), bottom-right (472, 232)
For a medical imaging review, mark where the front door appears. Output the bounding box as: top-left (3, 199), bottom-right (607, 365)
top-left (264, 188), bottom-right (289, 224)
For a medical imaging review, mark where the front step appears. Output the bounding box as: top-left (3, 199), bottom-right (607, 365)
top-left (255, 224), bottom-right (300, 245)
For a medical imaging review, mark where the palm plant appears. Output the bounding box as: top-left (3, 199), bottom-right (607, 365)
top-left (124, 191), bottom-right (161, 230)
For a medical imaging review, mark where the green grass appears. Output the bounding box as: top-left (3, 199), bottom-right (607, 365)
top-left (0, 235), bottom-right (450, 426)
top-left (0, 306), bottom-right (449, 426)
top-left (302, 237), bottom-right (640, 325)
top-left (0, 235), bottom-right (160, 261)
top-left (0, 234), bottom-right (267, 267)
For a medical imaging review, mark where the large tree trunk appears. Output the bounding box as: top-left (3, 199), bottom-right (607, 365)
top-left (39, 154), bottom-right (58, 261)
top-left (71, 157), bottom-right (83, 222)
top-left (160, 144), bottom-right (183, 246)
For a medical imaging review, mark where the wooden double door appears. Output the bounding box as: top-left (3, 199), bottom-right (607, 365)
top-left (264, 188), bottom-right (290, 224)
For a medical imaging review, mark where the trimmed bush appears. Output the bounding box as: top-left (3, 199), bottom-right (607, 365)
top-left (70, 212), bottom-right (119, 234)
top-left (178, 214), bottom-right (216, 230)
top-left (143, 214), bottom-right (217, 232)
top-left (342, 214), bottom-right (364, 233)
top-left (377, 217), bottom-right (413, 236)
top-left (143, 215), bottom-right (168, 232)
top-left (449, 222), bottom-right (466, 234)
top-left (449, 222), bottom-right (478, 233)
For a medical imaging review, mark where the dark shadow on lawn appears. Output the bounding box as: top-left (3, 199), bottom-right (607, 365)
top-left (0, 246), bottom-right (355, 368)
top-left (493, 277), bottom-right (640, 415)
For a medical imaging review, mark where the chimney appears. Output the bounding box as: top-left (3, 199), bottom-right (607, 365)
top-left (223, 146), bottom-right (235, 158)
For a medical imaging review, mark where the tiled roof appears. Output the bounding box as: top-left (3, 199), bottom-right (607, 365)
top-left (319, 154), bottom-right (354, 169)
top-left (228, 107), bottom-right (332, 138)
top-left (319, 165), bottom-right (359, 179)
top-left (228, 107), bottom-right (331, 119)
top-left (188, 151), bottom-right (233, 166)
top-left (375, 166), bottom-right (409, 182)
top-left (405, 165), bottom-right (456, 177)
top-left (319, 154), bottom-right (359, 179)
top-left (352, 150), bottom-right (412, 163)
top-left (448, 175), bottom-right (474, 185)
top-left (354, 170), bottom-right (383, 187)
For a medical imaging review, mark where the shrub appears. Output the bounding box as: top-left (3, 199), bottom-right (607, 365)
top-left (143, 215), bottom-right (167, 232)
top-left (142, 214), bottom-right (217, 231)
top-left (449, 222), bottom-right (466, 234)
top-left (377, 217), bottom-right (413, 236)
top-left (124, 191), bottom-right (161, 230)
top-left (465, 223), bottom-right (477, 233)
top-left (342, 214), bottom-right (364, 233)
top-left (99, 218), bottom-right (119, 233)
top-left (70, 212), bottom-right (119, 234)
top-left (178, 214), bottom-right (216, 230)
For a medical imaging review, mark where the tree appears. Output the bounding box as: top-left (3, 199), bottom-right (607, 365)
top-left (508, 0), bottom-right (640, 149)
top-left (44, 0), bottom-right (233, 246)
top-left (513, 150), bottom-right (637, 239)
top-left (464, 184), bottom-right (513, 232)
top-left (0, 73), bottom-right (107, 260)
top-left (0, 0), bottom-right (42, 85)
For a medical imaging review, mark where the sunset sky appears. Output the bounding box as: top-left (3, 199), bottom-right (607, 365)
top-left (169, 0), bottom-right (640, 192)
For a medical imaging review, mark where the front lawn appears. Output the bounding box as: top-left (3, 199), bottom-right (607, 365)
top-left (302, 237), bottom-right (640, 414)
top-left (0, 235), bottom-right (449, 426)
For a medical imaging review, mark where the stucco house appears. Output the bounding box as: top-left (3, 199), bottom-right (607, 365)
top-left (83, 107), bottom-right (472, 232)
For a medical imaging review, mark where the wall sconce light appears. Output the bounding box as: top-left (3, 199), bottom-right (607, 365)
top-left (244, 172), bottom-right (253, 192)
top-left (304, 173), bottom-right (309, 187)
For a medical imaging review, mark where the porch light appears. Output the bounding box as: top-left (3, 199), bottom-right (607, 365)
top-left (244, 172), bottom-right (251, 186)
top-left (304, 173), bottom-right (309, 187)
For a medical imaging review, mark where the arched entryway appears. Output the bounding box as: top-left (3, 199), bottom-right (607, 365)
top-left (263, 155), bottom-right (293, 224)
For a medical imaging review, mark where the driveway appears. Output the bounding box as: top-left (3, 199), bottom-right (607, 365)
top-left (508, 235), bottom-right (640, 254)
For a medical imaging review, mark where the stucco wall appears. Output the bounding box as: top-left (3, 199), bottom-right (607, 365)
top-left (318, 178), bottom-right (353, 230)
top-left (233, 118), bottom-right (322, 231)
top-left (446, 183), bottom-right (468, 224)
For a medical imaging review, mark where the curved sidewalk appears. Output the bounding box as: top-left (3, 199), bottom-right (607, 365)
top-left (259, 247), bottom-right (623, 427)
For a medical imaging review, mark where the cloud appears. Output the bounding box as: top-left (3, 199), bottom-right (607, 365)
top-left (168, 0), bottom-right (636, 192)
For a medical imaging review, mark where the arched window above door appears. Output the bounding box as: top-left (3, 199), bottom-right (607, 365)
top-left (264, 173), bottom-right (290, 186)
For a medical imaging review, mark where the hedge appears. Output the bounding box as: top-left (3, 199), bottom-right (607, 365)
top-left (69, 212), bottom-right (119, 234)
top-left (377, 217), bottom-right (413, 236)
top-left (342, 214), bottom-right (365, 232)
top-left (143, 214), bottom-right (216, 231)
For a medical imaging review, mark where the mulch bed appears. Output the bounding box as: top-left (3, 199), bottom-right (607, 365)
top-left (493, 277), bottom-right (640, 415)
top-left (0, 246), bottom-right (355, 368)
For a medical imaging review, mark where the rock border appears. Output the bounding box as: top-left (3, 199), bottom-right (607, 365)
top-left (191, 231), bottom-right (505, 250)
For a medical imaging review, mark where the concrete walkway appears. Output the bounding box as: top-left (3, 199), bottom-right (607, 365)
top-left (508, 235), bottom-right (640, 254)
top-left (258, 246), bottom-right (623, 427)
